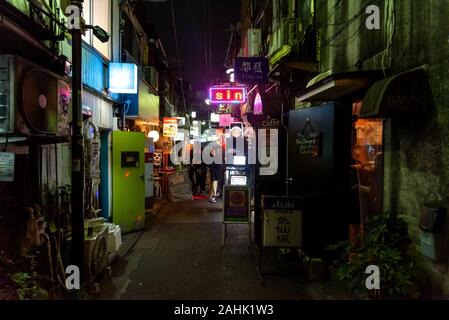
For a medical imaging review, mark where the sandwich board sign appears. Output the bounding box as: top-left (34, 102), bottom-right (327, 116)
top-left (223, 185), bottom-right (250, 223)
top-left (262, 196), bottom-right (303, 247)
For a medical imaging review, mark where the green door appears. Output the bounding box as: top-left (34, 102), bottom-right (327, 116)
top-left (112, 131), bottom-right (145, 233)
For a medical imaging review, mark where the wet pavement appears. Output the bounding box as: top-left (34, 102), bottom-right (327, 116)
top-left (97, 199), bottom-right (356, 300)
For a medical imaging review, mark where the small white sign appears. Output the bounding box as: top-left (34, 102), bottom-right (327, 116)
top-left (0, 152), bottom-right (15, 182)
top-left (262, 196), bottom-right (302, 247)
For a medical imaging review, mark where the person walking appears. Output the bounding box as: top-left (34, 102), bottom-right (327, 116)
top-left (208, 148), bottom-right (221, 203)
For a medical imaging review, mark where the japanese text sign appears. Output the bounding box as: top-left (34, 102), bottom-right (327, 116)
top-left (234, 57), bottom-right (269, 84)
top-left (262, 196), bottom-right (303, 247)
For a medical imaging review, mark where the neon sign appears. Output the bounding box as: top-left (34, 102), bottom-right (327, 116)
top-left (209, 87), bottom-right (246, 104)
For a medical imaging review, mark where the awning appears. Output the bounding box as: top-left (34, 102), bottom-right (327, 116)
top-left (269, 44), bottom-right (292, 66)
top-left (295, 71), bottom-right (383, 102)
top-left (360, 67), bottom-right (428, 118)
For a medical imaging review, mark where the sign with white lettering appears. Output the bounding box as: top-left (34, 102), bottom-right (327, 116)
top-left (296, 132), bottom-right (322, 158)
top-left (234, 57), bottom-right (269, 84)
top-left (262, 196), bottom-right (303, 247)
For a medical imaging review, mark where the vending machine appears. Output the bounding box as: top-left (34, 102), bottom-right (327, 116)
top-left (112, 131), bottom-right (145, 233)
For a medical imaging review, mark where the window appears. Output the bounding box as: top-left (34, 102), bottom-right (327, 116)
top-left (352, 101), bottom-right (384, 222)
top-left (82, 0), bottom-right (92, 44)
top-left (82, 0), bottom-right (111, 60)
top-left (92, 0), bottom-right (111, 59)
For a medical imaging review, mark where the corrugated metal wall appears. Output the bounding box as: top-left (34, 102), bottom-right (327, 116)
top-left (124, 80), bottom-right (160, 125)
top-left (138, 81), bottom-right (159, 125)
top-left (82, 90), bottom-right (114, 129)
top-left (82, 45), bottom-right (106, 93)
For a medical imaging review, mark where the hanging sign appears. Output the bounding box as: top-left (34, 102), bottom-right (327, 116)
top-left (163, 117), bottom-right (178, 137)
top-left (296, 132), bottom-right (322, 158)
top-left (262, 196), bottom-right (303, 247)
top-left (209, 87), bottom-right (246, 104)
top-left (0, 152), bottom-right (14, 182)
top-left (234, 57), bottom-right (269, 84)
top-left (223, 185), bottom-right (250, 224)
top-left (109, 63), bottom-right (138, 94)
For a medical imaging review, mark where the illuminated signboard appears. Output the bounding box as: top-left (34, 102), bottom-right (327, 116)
top-left (209, 87), bottom-right (246, 104)
top-left (210, 113), bottom-right (220, 122)
top-left (163, 117), bottom-right (178, 138)
top-left (109, 63), bottom-right (138, 94)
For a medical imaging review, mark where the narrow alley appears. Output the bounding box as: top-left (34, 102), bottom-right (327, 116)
top-left (97, 199), bottom-right (353, 300)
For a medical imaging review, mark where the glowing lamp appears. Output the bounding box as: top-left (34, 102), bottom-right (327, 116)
top-left (254, 92), bottom-right (263, 115)
top-left (148, 130), bottom-right (160, 142)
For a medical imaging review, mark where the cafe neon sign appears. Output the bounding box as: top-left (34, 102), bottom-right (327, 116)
top-left (209, 86), bottom-right (247, 104)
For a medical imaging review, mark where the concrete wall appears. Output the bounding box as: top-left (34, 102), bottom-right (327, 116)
top-left (317, 0), bottom-right (449, 296)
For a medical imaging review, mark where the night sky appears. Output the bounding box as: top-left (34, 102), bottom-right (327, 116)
top-left (140, 0), bottom-right (241, 93)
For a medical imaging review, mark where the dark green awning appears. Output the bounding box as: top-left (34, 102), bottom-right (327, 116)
top-left (295, 71), bottom-right (383, 102)
top-left (360, 67), bottom-right (428, 118)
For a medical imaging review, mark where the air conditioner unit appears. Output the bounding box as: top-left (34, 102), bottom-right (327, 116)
top-left (0, 55), bottom-right (70, 137)
top-left (84, 224), bottom-right (109, 285)
top-left (247, 29), bottom-right (261, 57)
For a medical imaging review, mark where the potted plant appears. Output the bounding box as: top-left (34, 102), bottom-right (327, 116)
top-left (328, 211), bottom-right (424, 299)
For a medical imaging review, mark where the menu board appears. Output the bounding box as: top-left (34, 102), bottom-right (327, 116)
top-left (0, 152), bottom-right (15, 182)
top-left (167, 170), bottom-right (193, 202)
top-left (223, 185), bottom-right (250, 224)
top-left (262, 196), bottom-right (303, 248)
top-left (296, 132), bottom-right (321, 158)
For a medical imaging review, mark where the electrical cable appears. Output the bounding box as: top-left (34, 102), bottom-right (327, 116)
top-left (170, 0), bottom-right (187, 112)
top-left (381, 0), bottom-right (395, 77)
top-left (320, 0), bottom-right (383, 49)
top-left (328, 21), bottom-right (366, 47)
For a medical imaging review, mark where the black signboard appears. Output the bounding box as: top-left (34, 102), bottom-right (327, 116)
top-left (296, 132), bottom-right (322, 158)
top-left (223, 185), bottom-right (250, 223)
top-left (234, 57), bottom-right (269, 84)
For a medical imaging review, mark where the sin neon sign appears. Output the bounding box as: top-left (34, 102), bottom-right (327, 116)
top-left (209, 87), bottom-right (246, 104)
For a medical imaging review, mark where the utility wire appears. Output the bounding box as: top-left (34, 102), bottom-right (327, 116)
top-left (208, 1), bottom-right (212, 82)
top-left (320, 0), bottom-right (383, 49)
top-left (170, 0), bottom-right (187, 112)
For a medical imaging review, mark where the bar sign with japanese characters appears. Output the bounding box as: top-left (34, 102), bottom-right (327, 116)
top-left (234, 57), bottom-right (269, 84)
top-left (262, 196), bottom-right (303, 248)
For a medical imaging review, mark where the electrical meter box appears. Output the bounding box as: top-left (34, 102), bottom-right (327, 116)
top-left (419, 207), bottom-right (446, 261)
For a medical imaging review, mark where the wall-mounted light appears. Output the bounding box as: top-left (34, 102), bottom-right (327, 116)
top-left (226, 68), bottom-right (235, 83)
top-left (191, 111), bottom-right (197, 118)
top-left (148, 130), bottom-right (160, 142)
top-left (85, 25), bottom-right (110, 43)
top-left (205, 99), bottom-right (211, 105)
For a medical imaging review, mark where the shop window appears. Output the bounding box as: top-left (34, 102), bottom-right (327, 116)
top-left (352, 101), bottom-right (384, 224)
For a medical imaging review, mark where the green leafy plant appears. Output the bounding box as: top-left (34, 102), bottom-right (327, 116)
top-left (12, 272), bottom-right (48, 300)
top-left (328, 211), bottom-right (423, 299)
